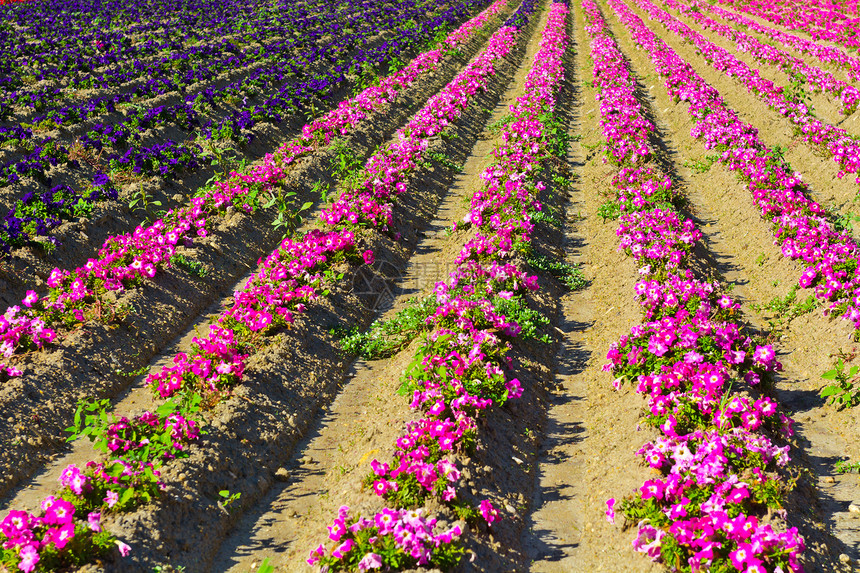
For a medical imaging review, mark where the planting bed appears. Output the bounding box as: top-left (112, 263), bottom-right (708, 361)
top-left (4, 0), bottom-right (860, 570)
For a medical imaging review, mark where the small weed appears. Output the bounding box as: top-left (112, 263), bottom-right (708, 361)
top-left (170, 254), bottom-right (208, 278)
top-left (597, 199), bottom-right (621, 222)
top-left (218, 489), bottom-right (241, 513)
top-left (255, 558), bottom-right (275, 573)
top-left (750, 285), bottom-right (818, 328)
top-left (525, 250), bottom-right (588, 291)
top-left (339, 296), bottom-right (437, 359)
top-left (820, 354), bottom-right (860, 409)
top-left (683, 154), bottom-right (719, 173)
top-left (832, 208), bottom-right (860, 235)
top-left (834, 460), bottom-right (860, 474)
top-left (128, 186), bottom-right (162, 213)
top-left (262, 188), bottom-right (313, 238)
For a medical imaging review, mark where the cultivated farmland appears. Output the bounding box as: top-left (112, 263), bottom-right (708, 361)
top-left (1, 0), bottom-right (859, 571)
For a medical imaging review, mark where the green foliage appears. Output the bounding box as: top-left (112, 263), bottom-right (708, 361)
top-left (530, 208), bottom-right (562, 228)
top-left (834, 459), bottom-right (860, 474)
top-left (820, 358), bottom-right (860, 409)
top-left (423, 150), bottom-right (462, 172)
top-left (783, 71), bottom-right (812, 107)
top-left (65, 395), bottom-right (202, 464)
top-left (330, 138), bottom-right (363, 182)
top-left (597, 199), bottom-right (621, 222)
top-left (493, 294), bottom-right (551, 342)
top-left (539, 110), bottom-right (570, 158)
top-left (525, 250), bottom-right (588, 291)
top-left (339, 296), bottom-right (436, 359)
top-left (169, 253), bottom-right (208, 278)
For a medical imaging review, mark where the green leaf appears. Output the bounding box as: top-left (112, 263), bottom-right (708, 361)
top-left (155, 400), bottom-right (178, 417)
top-left (120, 487), bottom-right (135, 505)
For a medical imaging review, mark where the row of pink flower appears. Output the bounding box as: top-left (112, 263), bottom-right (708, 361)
top-left (635, 0), bottom-right (860, 180)
top-left (630, 0), bottom-right (860, 330)
top-left (0, 0), bottom-right (513, 380)
top-left (150, 10), bottom-right (525, 400)
top-left (311, 3), bottom-right (568, 570)
top-left (714, 0), bottom-right (860, 51)
top-left (692, 0), bottom-right (860, 82)
top-left (0, 6), bottom-right (529, 570)
top-left (586, 1), bottom-right (806, 571)
top-left (665, 0), bottom-right (860, 114)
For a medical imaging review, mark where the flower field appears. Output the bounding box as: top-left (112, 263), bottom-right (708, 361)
top-left (2, 0), bottom-right (860, 570)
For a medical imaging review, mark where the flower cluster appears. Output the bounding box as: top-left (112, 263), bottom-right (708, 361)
top-left (714, 0), bottom-right (860, 52)
top-left (0, 303), bottom-right (55, 378)
top-left (223, 230), bottom-right (354, 332)
top-left (0, 0), bottom-right (495, 252)
top-left (146, 325), bottom-right (248, 398)
top-left (103, 411), bottom-right (200, 459)
top-left (320, 21), bottom-right (522, 229)
top-left (637, 0), bottom-right (860, 174)
top-left (0, 483), bottom-right (122, 572)
top-left (586, 0), bottom-right (806, 570)
top-left (310, 506), bottom-right (464, 571)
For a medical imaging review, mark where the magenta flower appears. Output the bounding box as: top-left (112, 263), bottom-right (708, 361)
top-left (479, 499), bottom-right (499, 524)
top-left (605, 499), bottom-right (616, 524)
top-left (87, 511), bottom-right (102, 533)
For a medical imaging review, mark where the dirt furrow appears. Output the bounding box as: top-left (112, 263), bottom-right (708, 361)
top-left (523, 3), bottom-right (659, 571)
top-left (0, 8), bottom-right (514, 504)
top-left (0, 5), bottom-right (539, 570)
top-left (600, 0), bottom-right (859, 568)
top-left (619, 0), bottom-right (860, 213)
